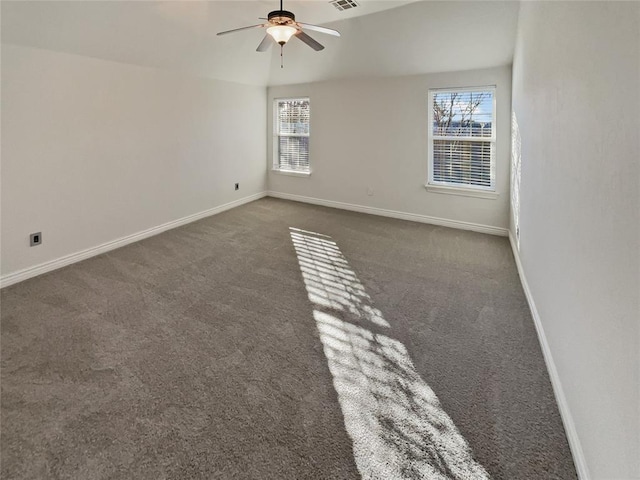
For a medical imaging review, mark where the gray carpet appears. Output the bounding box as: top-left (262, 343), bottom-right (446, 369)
top-left (1, 197), bottom-right (577, 479)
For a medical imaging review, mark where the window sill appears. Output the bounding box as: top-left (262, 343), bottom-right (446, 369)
top-left (424, 184), bottom-right (499, 199)
top-left (271, 169), bottom-right (311, 178)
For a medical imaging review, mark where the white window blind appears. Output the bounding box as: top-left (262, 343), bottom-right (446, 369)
top-left (428, 88), bottom-right (496, 191)
top-left (274, 98), bottom-right (310, 173)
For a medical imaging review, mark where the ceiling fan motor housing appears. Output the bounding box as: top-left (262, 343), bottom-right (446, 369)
top-left (268, 10), bottom-right (296, 26)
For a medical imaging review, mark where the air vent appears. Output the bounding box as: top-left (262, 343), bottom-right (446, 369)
top-left (330, 0), bottom-right (359, 11)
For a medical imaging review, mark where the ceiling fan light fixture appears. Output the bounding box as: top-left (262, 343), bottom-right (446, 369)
top-left (267, 25), bottom-right (297, 45)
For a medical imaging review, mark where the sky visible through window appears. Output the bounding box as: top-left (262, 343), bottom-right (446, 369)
top-left (432, 90), bottom-right (493, 138)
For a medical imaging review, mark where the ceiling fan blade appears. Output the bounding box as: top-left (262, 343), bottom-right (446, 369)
top-left (256, 34), bottom-right (273, 52)
top-left (217, 24), bottom-right (266, 36)
top-left (295, 30), bottom-right (324, 51)
top-left (297, 22), bottom-right (340, 37)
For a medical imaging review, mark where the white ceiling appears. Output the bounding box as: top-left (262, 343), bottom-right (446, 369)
top-left (1, 1), bottom-right (520, 86)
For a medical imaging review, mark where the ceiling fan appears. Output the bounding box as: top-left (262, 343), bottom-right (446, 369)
top-left (216, 0), bottom-right (340, 64)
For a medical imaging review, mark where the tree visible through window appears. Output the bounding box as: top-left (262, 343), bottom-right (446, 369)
top-left (428, 88), bottom-right (496, 191)
top-left (274, 98), bottom-right (310, 173)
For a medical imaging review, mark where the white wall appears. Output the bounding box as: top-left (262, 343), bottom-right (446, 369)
top-left (268, 66), bottom-right (512, 231)
top-left (511, 2), bottom-right (639, 478)
top-left (1, 44), bottom-right (266, 278)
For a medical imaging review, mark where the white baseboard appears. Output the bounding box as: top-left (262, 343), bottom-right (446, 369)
top-left (508, 233), bottom-right (590, 480)
top-left (0, 192), bottom-right (267, 289)
top-left (267, 191), bottom-right (509, 237)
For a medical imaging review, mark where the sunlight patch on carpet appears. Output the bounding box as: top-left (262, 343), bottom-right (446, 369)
top-left (290, 227), bottom-right (490, 480)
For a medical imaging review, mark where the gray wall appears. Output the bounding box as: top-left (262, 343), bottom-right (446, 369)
top-left (268, 66), bottom-right (512, 231)
top-left (511, 2), bottom-right (639, 478)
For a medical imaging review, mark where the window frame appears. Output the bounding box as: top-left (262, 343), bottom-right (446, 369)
top-left (426, 86), bottom-right (498, 199)
top-left (273, 97), bottom-right (311, 176)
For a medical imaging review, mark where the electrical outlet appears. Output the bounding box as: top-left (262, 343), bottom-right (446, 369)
top-left (30, 232), bottom-right (42, 246)
top-left (235, 183), bottom-right (239, 191)
top-left (367, 187), bottom-right (374, 196)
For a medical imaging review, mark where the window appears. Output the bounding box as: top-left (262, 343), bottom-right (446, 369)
top-left (274, 98), bottom-right (310, 174)
top-left (428, 87), bottom-right (496, 194)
